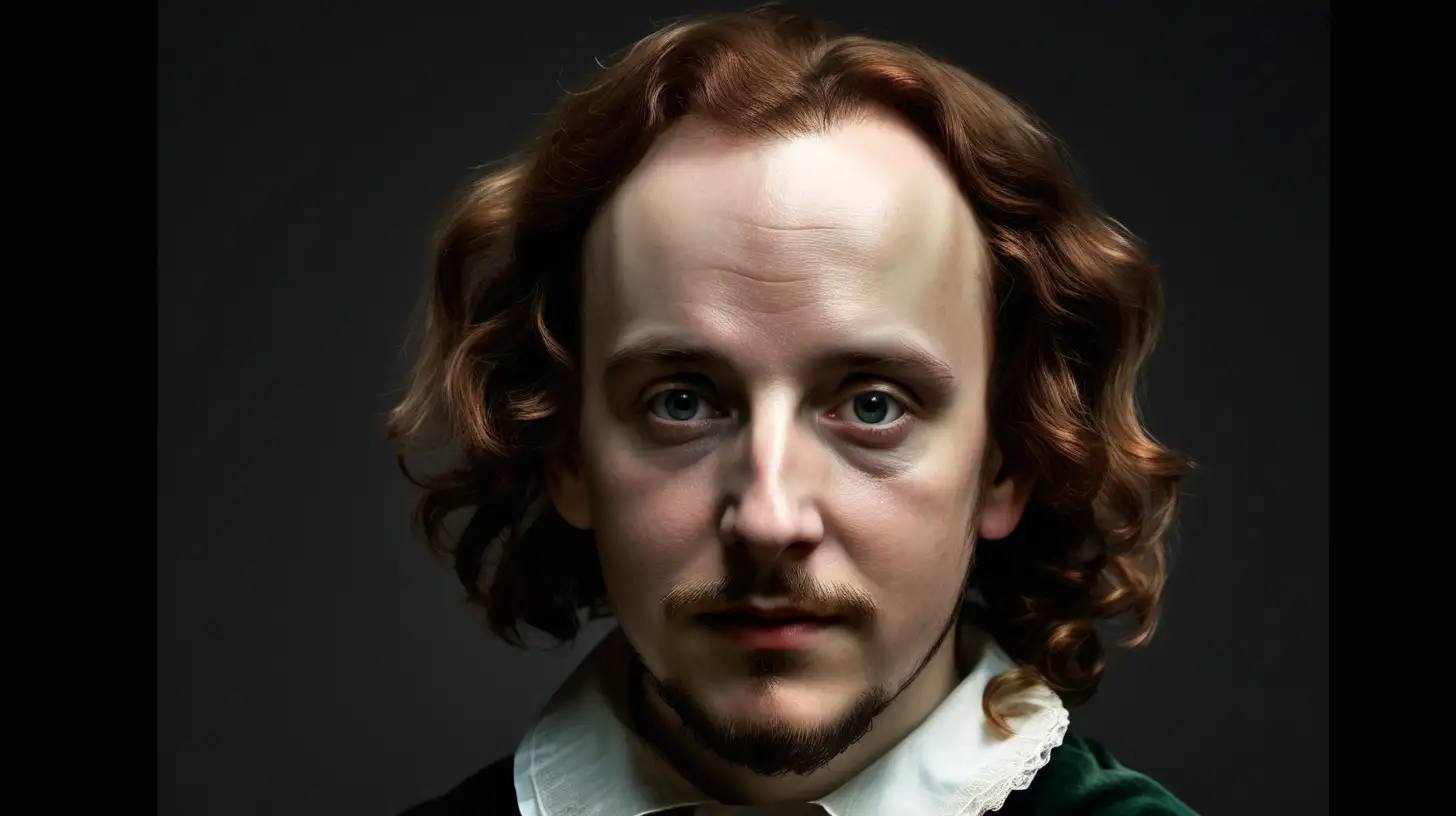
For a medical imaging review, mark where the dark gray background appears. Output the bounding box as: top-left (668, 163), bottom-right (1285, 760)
top-left (157, 1), bottom-right (1328, 813)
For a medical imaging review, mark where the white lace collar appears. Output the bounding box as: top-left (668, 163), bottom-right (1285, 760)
top-left (512, 624), bottom-right (1069, 816)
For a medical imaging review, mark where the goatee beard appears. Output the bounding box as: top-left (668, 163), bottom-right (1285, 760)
top-left (646, 664), bottom-right (891, 777)
top-left (627, 600), bottom-right (963, 778)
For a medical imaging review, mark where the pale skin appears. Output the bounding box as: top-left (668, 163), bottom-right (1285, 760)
top-left (550, 108), bottom-right (1032, 804)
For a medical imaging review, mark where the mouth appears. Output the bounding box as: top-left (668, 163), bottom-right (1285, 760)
top-left (697, 606), bottom-right (843, 649)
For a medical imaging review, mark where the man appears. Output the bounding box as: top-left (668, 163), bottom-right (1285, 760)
top-left (389, 6), bottom-right (1195, 814)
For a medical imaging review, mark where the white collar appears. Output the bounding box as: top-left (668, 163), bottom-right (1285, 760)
top-left (512, 624), bottom-right (1069, 816)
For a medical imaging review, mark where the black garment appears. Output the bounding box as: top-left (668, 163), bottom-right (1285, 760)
top-left (399, 733), bottom-right (1195, 815)
top-left (399, 754), bottom-right (514, 816)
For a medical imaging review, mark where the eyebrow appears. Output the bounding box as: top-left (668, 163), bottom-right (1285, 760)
top-left (601, 331), bottom-right (959, 392)
top-left (603, 340), bottom-right (716, 380)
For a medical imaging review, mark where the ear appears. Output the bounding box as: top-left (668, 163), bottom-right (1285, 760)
top-left (977, 442), bottom-right (1033, 541)
top-left (547, 461), bottom-right (593, 530)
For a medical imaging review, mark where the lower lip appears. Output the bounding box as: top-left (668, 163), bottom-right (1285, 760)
top-left (700, 616), bottom-right (837, 649)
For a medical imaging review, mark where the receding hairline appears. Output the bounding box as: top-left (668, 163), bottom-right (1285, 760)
top-left (580, 103), bottom-right (993, 326)
top-left (616, 102), bottom-right (964, 199)
top-left (637, 99), bottom-right (922, 150)
top-left (585, 103), bottom-right (985, 248)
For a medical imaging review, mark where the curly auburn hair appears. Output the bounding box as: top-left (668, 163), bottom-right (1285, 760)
top-left (387, 5), bottom-right (1192, 728)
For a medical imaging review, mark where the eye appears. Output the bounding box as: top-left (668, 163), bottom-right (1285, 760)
top-left (838, 391), bottom-right (905, 426)
top-left (648, 388), bottom-right (714, 422)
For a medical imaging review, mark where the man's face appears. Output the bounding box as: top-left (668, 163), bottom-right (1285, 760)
top-left (555, 110), bottom-right (1025, 773)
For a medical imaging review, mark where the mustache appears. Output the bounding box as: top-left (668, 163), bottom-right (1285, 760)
top-left (661, 565), bottom-right (877, 623)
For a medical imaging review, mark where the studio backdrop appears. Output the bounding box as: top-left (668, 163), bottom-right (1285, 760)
top-left (158, 1), bottom-right (1328, 813)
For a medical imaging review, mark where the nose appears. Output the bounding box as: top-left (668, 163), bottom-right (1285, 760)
top-left (719, 394), bottom-right (825, 561)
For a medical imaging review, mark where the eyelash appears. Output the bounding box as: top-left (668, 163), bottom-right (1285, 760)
top-left (640, 380), bottom-right (916, 446)
top-left (826, 389), bottom-right (909, 438)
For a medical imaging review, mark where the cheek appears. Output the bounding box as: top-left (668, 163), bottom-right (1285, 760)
top-left (588, 441), bottom-right (714, 546)
top-left (835, 440), bottom-right (984, 602)
top-left (582, 424), bottom-right (718, 615)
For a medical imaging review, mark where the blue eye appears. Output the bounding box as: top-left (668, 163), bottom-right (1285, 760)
top-left (849, 392), bottom-right (902, 425)
top-left (651, 389), bottom-right (706, 422)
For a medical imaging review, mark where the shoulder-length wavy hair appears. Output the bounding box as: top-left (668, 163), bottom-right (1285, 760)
top-left (387, 5), bottom-right (1191, 727)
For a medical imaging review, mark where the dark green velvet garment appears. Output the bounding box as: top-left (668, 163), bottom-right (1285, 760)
top-left (994, 734), bottom-right (1196, 815)
top-left (402, 732), bottom-right (1196, 815)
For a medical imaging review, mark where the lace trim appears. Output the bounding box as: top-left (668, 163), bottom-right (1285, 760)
top-left (945, 690), bottom-right (1071, 815)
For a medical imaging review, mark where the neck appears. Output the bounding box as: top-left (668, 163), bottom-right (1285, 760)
top-left (636, 632), bottom-right (963, 805)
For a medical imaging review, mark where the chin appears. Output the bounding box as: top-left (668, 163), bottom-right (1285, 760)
top-left (702, 673), bottom-right (858, 727)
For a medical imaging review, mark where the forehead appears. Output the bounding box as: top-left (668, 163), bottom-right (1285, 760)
top-left (580, 111), bottom-right (991, 376)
